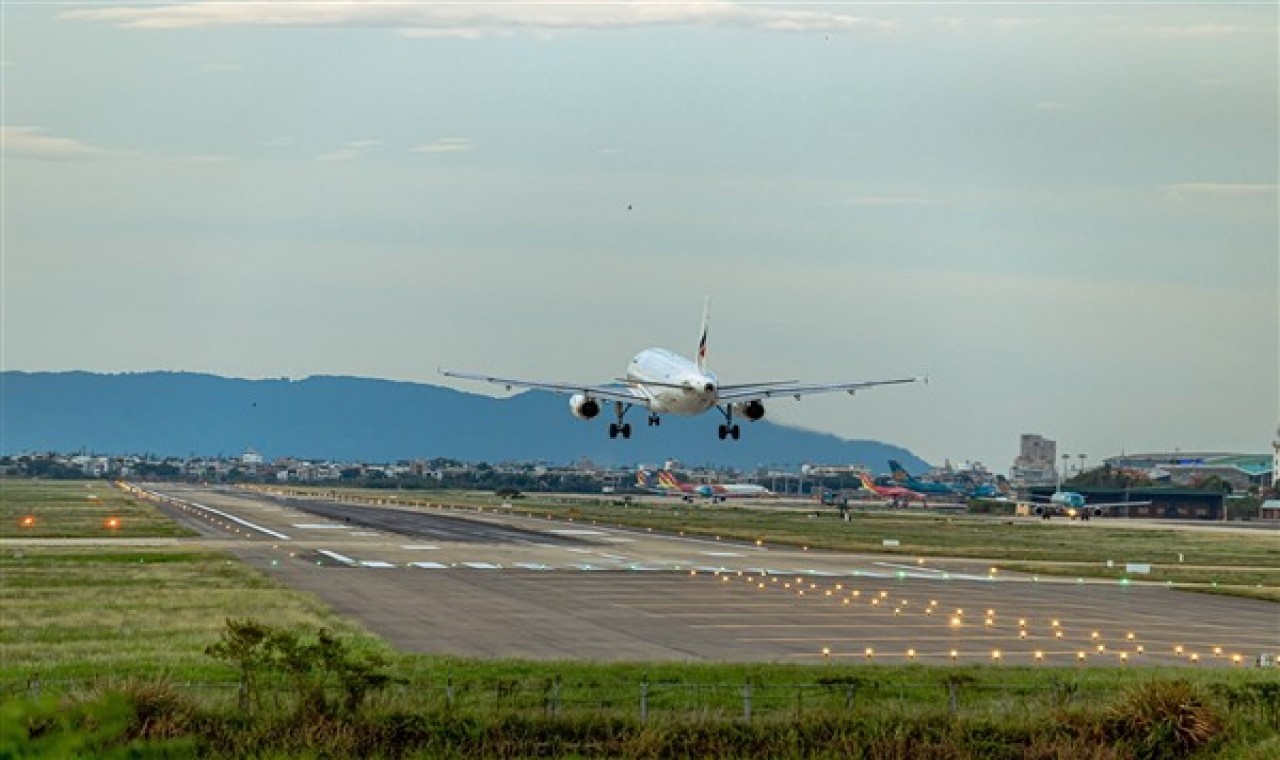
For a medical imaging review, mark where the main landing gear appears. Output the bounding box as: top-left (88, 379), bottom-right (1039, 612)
top-left (716, 406), bottom-right (741, 441)
top-left (609, 401), bottom-right (634, 439)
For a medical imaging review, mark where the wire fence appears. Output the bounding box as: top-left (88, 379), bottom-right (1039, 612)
top-left (12, 673), bottom-right (1273, 725)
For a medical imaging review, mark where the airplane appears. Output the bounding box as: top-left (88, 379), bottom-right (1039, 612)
top-left (856, 473), bottom-right (929, 507)
top-left (441, 300), bottom-right (923, 440)
top-left (887, 460), bottom-right (955, 495)
top-left (1021, 491), bottom-right (1152, 521)
top-left (636, 470), bottom-right (771, 502)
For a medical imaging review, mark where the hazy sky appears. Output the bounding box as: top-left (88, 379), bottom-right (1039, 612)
top-left (4, 1), bottom-right (1277, 471)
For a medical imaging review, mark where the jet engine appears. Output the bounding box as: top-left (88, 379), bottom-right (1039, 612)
top-left (1032, 504), bottom-right (1048, 517)
top-left (1089, 507), bottom-right (1105, 517)
top-left (569, 394), bottom-right (600, 420)
top-left (736, 400), bottom-right (766, 421)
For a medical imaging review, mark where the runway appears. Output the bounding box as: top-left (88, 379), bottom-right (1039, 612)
top-left (140, 484), bottom-right (1278, 667)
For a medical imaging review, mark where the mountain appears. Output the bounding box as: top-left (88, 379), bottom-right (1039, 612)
top-left (1, 371), bottom-right (929, 471)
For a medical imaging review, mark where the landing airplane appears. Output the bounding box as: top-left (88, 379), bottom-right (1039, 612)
top-left (441, 300), bottom-right (923, 440)
top-left (857, 473), bottom-right (929, 507)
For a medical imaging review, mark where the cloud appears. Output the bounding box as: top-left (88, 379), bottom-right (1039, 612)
top-left (1139, 24), bottom-right (1252, 39)
top-left (176, 154), bottom-right (231, 163)
top-left (837, 196), bottom-right (945, 207)
top-left (1162, 183), bottom-right (1277, 198)
top-left (63, 1), bottom-right (899, 37)
top-left (315, 140), bottom-right (380, 162)
top-left (1, 126), bottom-right (107, 161)
top-left (411, 138), bottom-right (474, 154)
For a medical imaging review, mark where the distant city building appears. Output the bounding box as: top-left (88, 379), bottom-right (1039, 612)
top-left (1010, 434), bottom-right (1057, 487)
top-left (241, 449), bottom-right (264, 465)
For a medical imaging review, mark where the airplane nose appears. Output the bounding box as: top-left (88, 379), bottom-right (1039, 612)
top-left (704, 382), bottom-right (716, 393)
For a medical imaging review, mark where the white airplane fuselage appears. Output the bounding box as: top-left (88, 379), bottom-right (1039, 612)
top-left (626, 348), bottom-right (719, 416)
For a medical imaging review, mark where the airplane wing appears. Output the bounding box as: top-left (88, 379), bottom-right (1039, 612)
top-left (440, 369), bottom-right (654, 407)
top-left (717, 376), bottom-right (925, 403)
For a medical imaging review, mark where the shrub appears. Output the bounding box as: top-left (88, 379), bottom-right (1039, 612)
top-left (1103, 679), bottom-right (1222, 759)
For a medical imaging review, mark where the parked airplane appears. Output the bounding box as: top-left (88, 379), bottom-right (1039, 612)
top-left (857, 473), bottom-right (929, 507)
top-left (887, 460), bottom-right (955, 495)
top-left (636, 470), bottom-right (771, 502)
top-left (442, 300), bottom-right (923, 440)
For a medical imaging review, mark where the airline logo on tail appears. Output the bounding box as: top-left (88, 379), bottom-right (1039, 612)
top-left (636, 469), bottom-right (694, 495)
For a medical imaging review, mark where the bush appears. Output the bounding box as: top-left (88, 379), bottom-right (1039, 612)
top-left (1103, 680), bottom-right (1223, 759)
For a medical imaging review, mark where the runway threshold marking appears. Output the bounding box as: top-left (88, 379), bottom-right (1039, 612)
top-left (317, 549), bottom-right (357, 566)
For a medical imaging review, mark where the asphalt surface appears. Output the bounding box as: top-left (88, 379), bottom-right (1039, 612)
top-left (137, 484), bottom-right (1278, 667)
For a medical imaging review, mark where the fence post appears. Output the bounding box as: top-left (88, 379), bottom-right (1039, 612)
top-left (845, 684), bottom-right (854, 711)
top-left (948, 681), bottom-right (959, 715)
top-left (742, 680), bottom-right (752, 723)
top-left (640, 678), bottom-right (649, 724)
top-left (446, 676), bottom-right (454, 709)
top-left (552, 676), bottom-right (561, 718)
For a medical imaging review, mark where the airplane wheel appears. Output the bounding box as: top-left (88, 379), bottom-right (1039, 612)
top-left (717, 425), bottom-right (728, 440)
top-left (621, 423), bottom-right (632, 439)
top-left (730, 425), bottom-right (741, 440)
top-left (608, 423), bottom-right (619, 439)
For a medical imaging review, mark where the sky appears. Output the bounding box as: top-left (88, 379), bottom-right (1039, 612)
top-left (3, 1), bottom-right (1277, 472)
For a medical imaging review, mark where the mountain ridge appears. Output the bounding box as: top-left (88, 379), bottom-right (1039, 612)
top-left (1, 371), bottom-right (929, 471)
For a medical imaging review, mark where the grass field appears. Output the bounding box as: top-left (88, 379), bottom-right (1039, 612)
top-left (2, 480), bottom-right (1278, 757)
top-left (265, 485), bottom-right (1280, 600)
top-left (0, 480), bottom-right (195, 539)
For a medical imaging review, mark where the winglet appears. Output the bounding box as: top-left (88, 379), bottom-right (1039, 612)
top-left (696, 296), bottom-right (712, 373)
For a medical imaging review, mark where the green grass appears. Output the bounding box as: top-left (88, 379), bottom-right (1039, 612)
top-left (0, 480), bottom-right (195, 539)
top-left (274, 485), bottom-right (1280, 566)
top-left (0, 545), bottom-right (390, 682)
top-left (2, 481), bottom-right (1277, 757)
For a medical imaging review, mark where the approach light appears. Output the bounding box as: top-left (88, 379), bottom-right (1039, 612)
top-left (1034, 651), bottom-right (1044, 662)
top-left (950, 616), bottom-right (962, 627)
top-left (1120, 653), bottom-right (1128, 664)
top-left (949, 649), bottom-right (958, 662)
top-left (1077, 651), bottom-right (1086, 663)
top-left (19, 516), bottom-right (35, 528)
top-left (1190, 653), bottom-right (1200, 664)
top-left (1126, 632), bottom-right (1135, 641)
top-left (1019, 630), bottom-right (1028, 639)
top-left (1213, 646), bottom-right (1223, 657)
top-left (1051, 619), bottom-right (1060, 628)
top-left (907, 648), bottom-right (916, 660)
top-left (822, 646), bottom-right (831, 658)
top-left (864, 647), bottom-right (874, 659)
top-left (1175, 645), bottom-right (1184, 656)
top-left (1091, 631), bottom-right (1100, 640)
top-left (1232, 654), bottom-right (1242, 666)
top-left (984, 618), bottom-right (994, 627)
top-left (1136, 645), bottom-right (1144, 655)
top-left (991, 650), bottom-right (1001, 662)
top-left (105, 518), bottom-right (121, 530)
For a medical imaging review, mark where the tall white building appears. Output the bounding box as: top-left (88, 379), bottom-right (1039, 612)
top-left (1010, 434), bottom-right (1057, 487)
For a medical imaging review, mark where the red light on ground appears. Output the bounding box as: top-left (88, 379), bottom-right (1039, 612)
top-left (105, 518), bottom-right (121, 530)
top-left (19, 516), bottom-right (36, 528)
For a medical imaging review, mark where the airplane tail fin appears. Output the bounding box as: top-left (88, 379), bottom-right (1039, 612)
top-left (657, 471), bottom-right (686, 490)
top-left (696, 296), bottom-right (711, 373)
top-left (888, 460), bottom-right (909, 482)
top-left (636, 470), bottom-right (655, 489)
top-left (857, 473), bottom-right (876, 490)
